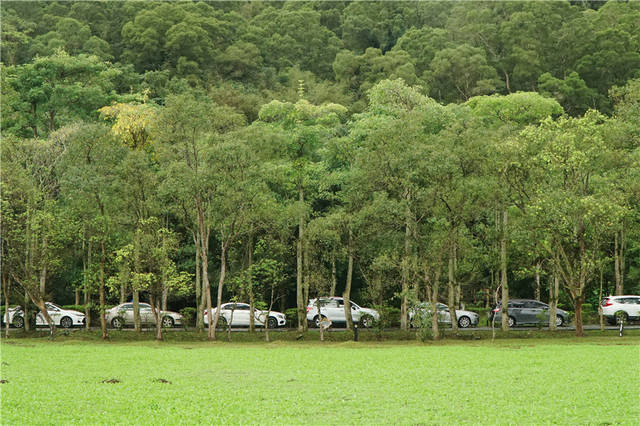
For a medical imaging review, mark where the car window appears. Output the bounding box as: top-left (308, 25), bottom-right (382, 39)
top-left (121, 304), bottom-right (133, 310)
top-left (350, 301), bottom-right (360, 309)
top-left (140, 304), bottom-right (152, 310)
top-left (633, 298), bottom-right (640, 305)
top-left (235, 304), bottom-right (250, 310)
top-left (324, 299), bottom-right (338, 308)
top-left (510, 302), bottom-right (525, 309)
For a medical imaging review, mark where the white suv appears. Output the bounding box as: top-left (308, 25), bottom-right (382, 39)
top-left (307, 297), bottom-right (379, 328)
top-left (601, 295), bottom-right (640, 324)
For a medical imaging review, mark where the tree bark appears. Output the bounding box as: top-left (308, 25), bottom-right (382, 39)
top-left (211, 239), bottom-right (228, 341)
top-left (197, 199), bottom-right (214, 340)
top-left (549, 272), bottom-right (559, 331)
top-left (248, 235), bottom-right (255, 334)
top-left (535, 261), bottom-right (541, 301)
top-left (303, 239), bottom-right (310, 332)
top-left (614, 229), bottom-right (625, 296)
top-left (193, 232), bottom-right (203, 332)
top-left (448, 243), bottom-right (458, 332)
top-left (100, 240), bottom-right (107, 339)
top-left (330, 253), bottom-right (337, 298)
top-left (400, 203), bottom-right (411, 331)
top-left (296, 185), bottom-right (305, 332)
top-left (133, 290), bottom-right (141, 332)
top-left (84, 238), bottom-right (92, 330)
top-left (3, 270), bottom-right (10, 338)
top-left (343, 228), bottom-right (354, 331)
top-left (500, 210), bottom-right (509, 332)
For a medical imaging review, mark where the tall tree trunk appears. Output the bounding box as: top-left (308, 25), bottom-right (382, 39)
top-left (599, 267), bottom-right (604, 331)
top-left (193, 232), bottom-right (202, 332)
top-left (100, 240), bottom-right (107, 339)
top-left (133, 290), bottom-right (141, 332)
top-left (3, 272), bottom-right (10, 338)
top-left (427, 264), bottom-right (441, 340)
top-left (197, 200), bottom-right (214, 340)
top-left (343, 228), bottom-right (354, 331)
top-left (120, 283), bottom-right (126, 304)
top-left (151, 294), bottom-right (162, 341)
top-left (161, 286), bottom-right (168, 312)
top-left (84, 238), bottom-right (92, 330)
top-left (574, 294), bottom-right (585, 337)
top-left (614, 229), bottom-right (625, 296)
top-left (75, 288), bottom-right (80, 306)
top-left (549, 272), bottom-right (559, 331)
top-left (535, 261), bottom-right (541, 301)
top-left (296, 185), bottom-right (305, 332)
top-left (500, 210), bottom-right (509, 332)
top-left (400, 203), bottom-right (411, 331)
top-left (212, 239), bottom-right (227, 341)
top-left (330, 252), bottom-right (337, 298)
top-left (39, 236), bottom-right (47, 295)
top-left (448, 243), bottom-right (458, 332)
top-left (303, 240), bottom-right (310, 332)
top-left (248, 235), bottom-right (255, 334)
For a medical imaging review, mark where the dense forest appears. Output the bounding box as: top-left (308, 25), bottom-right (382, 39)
top-left (2, 1), bottom-right (639, 339)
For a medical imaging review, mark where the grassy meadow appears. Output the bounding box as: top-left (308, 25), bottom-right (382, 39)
top-left (1, 335), bottom-right (639, 425)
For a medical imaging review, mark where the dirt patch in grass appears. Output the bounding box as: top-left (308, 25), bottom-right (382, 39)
top-left (101, 378), bottom-right (120, 384)
top-left (153, 378), bottom-right (171, 384)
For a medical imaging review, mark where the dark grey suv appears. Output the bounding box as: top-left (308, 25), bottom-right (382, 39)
top-left (490, 299), bottom-right (569, 327)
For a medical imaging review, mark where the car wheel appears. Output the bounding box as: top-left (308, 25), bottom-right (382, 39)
top-left (111, 317), bottom-right (124, 329)
top-left (161, 316), bottom-right (174, 328)
top-left (267, 317), bottom-right (278, 329)
top-left (216, 316), bottom-right (227, 329)
top-left (313, 315), bottom-right (326, 328)
top-left (13, 316), bottom-right (24, 328)
top-left (60, 316), bottom-right (73, 329)
top-left (458, 316), bottom-right (471, 328)
top-left (360, 315), bottom-right (374, 328)
top-left (555, 315), bottom-right (564, 327)
top-left (614, 311), bottom-right (628, 323)
top-left (508, 316), bottom-right (516, 327)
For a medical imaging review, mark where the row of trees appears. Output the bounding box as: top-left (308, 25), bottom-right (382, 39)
top-left (3, 75), bottom-right (639, 340)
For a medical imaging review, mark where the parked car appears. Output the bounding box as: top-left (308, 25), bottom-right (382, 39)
top-left (106, 303), bottom-right (182, 328)
top-left (306, 297), bottom-right (380, 328)
top-left (409, 302), bottom-right (479, 328)
top-left (490, 299), bottom-right (569, 327)
top-left (4, 303), bottom-right (85, 329)
top-left (203, 303), bottom-right (286, 328)
top-left (601, 295), bottom-right (640, 324)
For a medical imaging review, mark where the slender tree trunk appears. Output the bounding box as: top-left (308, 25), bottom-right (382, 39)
top-left (400, 203), bottom-right (411, 331)
top-left (535, 261), bottom-right (541, 301)
top-left (75, 288), bottom-right (80, 306)
top-left (197, 200), bottom-right (214, 340)
top-left (120, 283), bottom-right (126, 304)
top-left (212, 240), bottom-right (227, 341)
top-left (161, 287), bottom-right (168, 312)
top-left (500, 210), bottom-right (509, 332)
top-left (574, 294), bottom-right (585, 337)
top-left (100, 240), bottom-right (107, 339)
top-left (84, 238), bottom-right (92, 330)
top-left (3, 272), bottom-right (10, 338)
top-left (39, 236), bottom-right (47, 295)
top-left (151, 294), bottom-right (162, 341)
top-left (599, 267), bottom-right (604, 331)
top-left (330, 252), bottom-right (337, 298)
top-left (343, 228), bottom-right (354, 331)
top-left (448, 243), bottom-right (458, 332)
top-left (428, 265), bottom-right (441, 340)
top-left (614, 229), bottom-right (625, 296)
top-left (193, 232), bottom-right (202, 332)
top-left (549, 271), bottom-right (559, 331)
top-left (133, 290), bottom-right (141, 332)
top-left (303, 240), bottom-right (310, 332)
top-left (248, 236), bottom-right (255, 334)
top-left (296, 185), bottom-right (305, 332)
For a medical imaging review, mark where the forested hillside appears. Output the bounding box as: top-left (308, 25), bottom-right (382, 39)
top-left (2, 1), bottom-right (639, 339)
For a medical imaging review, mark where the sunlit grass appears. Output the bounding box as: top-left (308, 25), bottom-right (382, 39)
top-left (1, 336), bottom-right (638, 424)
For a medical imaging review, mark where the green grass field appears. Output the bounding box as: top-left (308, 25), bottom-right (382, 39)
top-left (1, 336), bottom-right (639, 424)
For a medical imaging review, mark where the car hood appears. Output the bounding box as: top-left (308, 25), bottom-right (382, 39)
top-left (455, 310), bottom-right (478, 318)
top-left (360, 308), bottom-right (379, 319)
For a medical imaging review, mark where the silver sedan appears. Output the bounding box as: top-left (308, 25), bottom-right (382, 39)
top-left (106, 303), bottom-right (182, 328)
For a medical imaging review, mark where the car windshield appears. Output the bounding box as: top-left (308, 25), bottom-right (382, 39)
top-left (45, 303), bottom-right (60, 310)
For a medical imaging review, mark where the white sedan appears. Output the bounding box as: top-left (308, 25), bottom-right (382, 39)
top-left (106, 303), bottom-right (183, 328)
top-left (306, 297), bottom-right (380, 328)
top-left (409, 302), bottom-right (479, 328)
top-left (203, 303), bottom-right (286, 328)
top-left (4, 303), bottom-right (85, 328)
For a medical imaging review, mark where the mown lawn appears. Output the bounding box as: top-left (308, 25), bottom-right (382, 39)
top-left (1, 336), bottom-right (638, 424)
